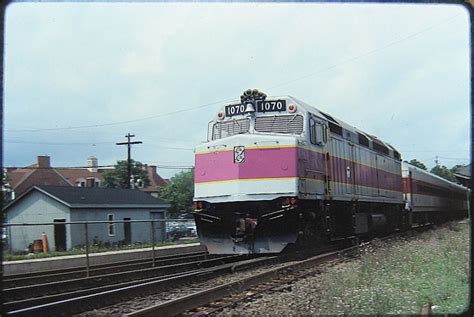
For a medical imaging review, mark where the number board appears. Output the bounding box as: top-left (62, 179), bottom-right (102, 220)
top-left (225, 104), bottom-right (246, 117)
top-left (256, 100), bottom-right (286, 113)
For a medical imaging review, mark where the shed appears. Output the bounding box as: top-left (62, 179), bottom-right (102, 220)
top-left (3, 185), bottom-right (170, 252)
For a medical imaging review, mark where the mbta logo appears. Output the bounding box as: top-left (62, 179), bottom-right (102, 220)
top-left (234, 146), bottom-right (245, 163)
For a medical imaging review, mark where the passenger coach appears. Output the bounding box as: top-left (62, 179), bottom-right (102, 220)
top-left (402, 162), bottom-right (468, 224)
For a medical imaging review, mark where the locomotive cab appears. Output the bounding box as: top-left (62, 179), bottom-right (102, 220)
top-left (194, 90), bottom-right (329, 253)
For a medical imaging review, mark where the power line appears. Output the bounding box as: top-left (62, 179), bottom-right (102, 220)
top-left (7, 97), bottom-right (236, 133)
top-left (5, 164), bottom-right (194, 170)
top-left (143, 143), bottom-right (193, 151)
top-left (5, 139), bottom-right (195, 150)
top-left (155, 165), bottom-right (193, 170)
top-left (5, 140), bottom-right (114, 146)
top-left (5, 13), bottom-right (462, 134)
top-left (265, 13), bottom-right (462, 91)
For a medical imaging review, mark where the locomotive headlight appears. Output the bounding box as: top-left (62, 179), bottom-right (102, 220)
top-left (288, 104), bottom-right (297, 113)
top-left (195, 201), bottom-right (204, 210)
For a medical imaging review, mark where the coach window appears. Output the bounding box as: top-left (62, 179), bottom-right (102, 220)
top-left (108, 214), bottom-right (115, 236)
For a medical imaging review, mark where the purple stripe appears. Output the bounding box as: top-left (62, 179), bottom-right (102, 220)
top-left (195, 147), bottom-right (403, 192)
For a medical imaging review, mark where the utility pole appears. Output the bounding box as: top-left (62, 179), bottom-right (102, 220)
top-left (116, 133), bottom-right (143, 188)
top-left (435, 156), bottom-right (439, 167)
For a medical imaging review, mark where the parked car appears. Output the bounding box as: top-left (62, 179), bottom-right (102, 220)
top-left (166, 223), bottom-right (197, 240)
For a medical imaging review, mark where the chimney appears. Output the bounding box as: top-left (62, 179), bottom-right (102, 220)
top-left (37, 156), bottom-right (51, 168)
top-left (87, 156), bottom-right (98, 173)
top-left (148, 165), bottom-right (157, 176)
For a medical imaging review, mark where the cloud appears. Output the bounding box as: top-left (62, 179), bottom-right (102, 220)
top-left (4, 3), bottom-right (470, 177)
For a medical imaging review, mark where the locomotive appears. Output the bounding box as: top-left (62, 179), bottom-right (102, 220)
top-left (193, 89), bottom-right (469, 254)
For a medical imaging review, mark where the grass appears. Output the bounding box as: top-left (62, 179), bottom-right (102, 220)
top-left (2, 238), bottom-right (199, 261)
top-left (313, 221), bottom-right (470, 315)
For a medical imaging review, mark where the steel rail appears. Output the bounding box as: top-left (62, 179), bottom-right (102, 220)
top-left (4, 250), bottom-right (205, 280)
top-left (3, 255), bottom-right (240, 301)
top-left (126, 248), bottom-right (351, 317)
top-left (4, 251), bottom-right (208, 288)
top-left (127, 223), bottom-right (442, 317)
top-left (6, 256), bottom-right (277, 317)
top-left (4, 269), bottom-right (204, 312)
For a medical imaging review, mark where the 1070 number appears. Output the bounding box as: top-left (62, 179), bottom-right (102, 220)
top-left (257, 100), bottom-right (286, 112)
top-left (225, 104), bottom-right (246, 116)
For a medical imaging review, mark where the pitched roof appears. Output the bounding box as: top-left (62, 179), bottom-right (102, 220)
top-left (4, 185), bottom-right (170, 210)
top-left (454, 164), bottom-right (471, 179)
top-left (55, 168), bottom-right (110, 184)
top-left (11, 168), bottom-right (73, 196)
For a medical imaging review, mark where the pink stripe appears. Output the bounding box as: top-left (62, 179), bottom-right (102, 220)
top-left (195, 148), bottom-right (299, 183)
top-left (195, 146), bottom-right (403, 192)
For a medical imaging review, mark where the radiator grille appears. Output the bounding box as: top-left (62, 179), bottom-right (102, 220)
top-left (212, 118), bottom-right (250, 140)
top-left (255, 114), bottom-right (304, 135)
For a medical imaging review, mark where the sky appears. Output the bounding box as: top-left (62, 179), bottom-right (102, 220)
top-left (3, 2), bottom-right (470, 179)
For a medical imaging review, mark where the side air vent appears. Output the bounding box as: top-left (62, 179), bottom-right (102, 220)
top-left (255, 114), bottom-right (304, 135)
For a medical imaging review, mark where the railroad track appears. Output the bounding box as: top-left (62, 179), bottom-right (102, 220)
top-left (123, 224), bottom-right (439, 317)
top-left (125, 248), bottom-right (351, 317)
top-left (6, 223), bottom-right (440, 316)
top-left (6, 256), bottom-right (276, 317)
top-left (4, 251), bottom-right (208, 288)
top-left (4, 252), bottom-right (257, 314)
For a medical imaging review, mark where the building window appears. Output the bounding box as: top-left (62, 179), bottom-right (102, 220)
top-left (95, 180), bottom-right (100, 187)
top-left (108, 214), bottom-right (115, 236)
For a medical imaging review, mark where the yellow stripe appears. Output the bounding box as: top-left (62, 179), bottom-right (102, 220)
top-left (195, 144), bottom-right (297, 155)
top-left (195, 177), bottom-right (299, 185)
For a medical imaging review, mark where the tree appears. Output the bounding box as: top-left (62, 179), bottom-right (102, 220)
top-left (430, 165), bottom-right (456, 182)
top-left (158, 170), bottom-right (194, 214)
top-left (407, 159), bottom-right (427, 170)
top-left (103, 159), bottom-right (150, 189)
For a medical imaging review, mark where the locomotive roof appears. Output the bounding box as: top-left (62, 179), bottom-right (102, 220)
top-left (221, 93), bottom-right (398, 152)
top-left (289, 96), bottom-right (396, 150)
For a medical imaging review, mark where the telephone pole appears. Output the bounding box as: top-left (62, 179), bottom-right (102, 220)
top-left (116, 133), bottom-right (143, 188)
